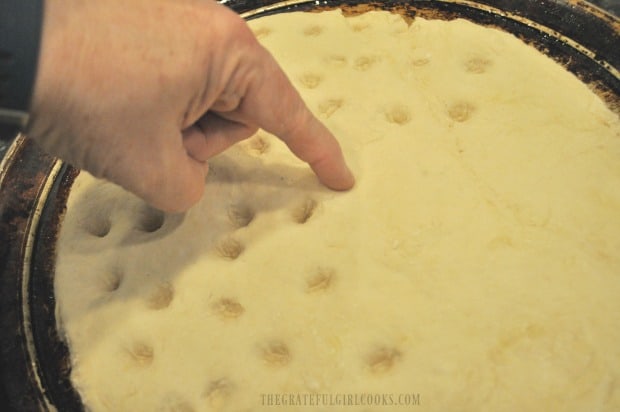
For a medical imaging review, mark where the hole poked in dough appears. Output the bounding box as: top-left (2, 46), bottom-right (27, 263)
top-left (146, 281), bottom-right (174, 310)
top-left (366, 346), bottom-right (402, 374)
top-left (82, 213), bottom-right (112, 238)
top-left (448, 101), bottom-right (476, 122)
top-left (246, 134), bottom-right (270, 155)
top-left (125, 342), bottom-right (154, 367)
top-left (385, 105), bottom-right (412, 125)
top-left (412, 57), bottom-right (430, 67)
top-left (306, 267), bottom-right (335, 293)
top-left (228, 204), bottom-right (255, 228)
top-left (350, 22), bottom-right (370, 32)
top-left (261, 340), bottom-right (291, 366)
top-left (292, 198), bottom-right (318, 224)
top-left (298, 73), bottom-right (323, 89)
top-left (354, 56), bottom-right (379, 71)
top-left (203, 378), bottom-right (234, 409)
top-left (216, 237), bottom-right (244, 260)
top-left (211, 298), bottom-right (245, 319)
top-left (487, 234), bottom-right (515, 250)
top-left (318, 99), bottom-right (344, 119)
top-left (464, 56), bottom-right (492, 73)
top-left (303, 25), bottom-right (323, 36)
top-left (99, 269), bottom-right (123, 293)
top-left (253, 27), bottom-right (272, 39)
top-left (135, 205), bottom-right (165, 233)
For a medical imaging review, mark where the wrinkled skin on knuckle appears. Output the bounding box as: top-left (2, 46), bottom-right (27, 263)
top-left (181, 5), bottom-right (258, 122)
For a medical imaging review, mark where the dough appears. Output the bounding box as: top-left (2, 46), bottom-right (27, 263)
top-left (54, 10), bottom-right (620, 412)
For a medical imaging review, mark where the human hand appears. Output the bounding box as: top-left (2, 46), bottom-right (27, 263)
top-left (26, 0), bottom-right (354, 212)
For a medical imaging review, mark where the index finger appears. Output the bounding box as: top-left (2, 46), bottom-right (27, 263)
top-left (239, 44), bottom-right (355, 191)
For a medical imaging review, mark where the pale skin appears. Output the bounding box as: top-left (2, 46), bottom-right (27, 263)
top-left (26, 0), bottom-right (355, 212)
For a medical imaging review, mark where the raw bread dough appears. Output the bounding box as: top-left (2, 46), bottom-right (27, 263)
top-left (55, 10), bottom-right (620, 412)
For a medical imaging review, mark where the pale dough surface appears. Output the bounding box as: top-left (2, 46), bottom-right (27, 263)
top-left (55, 10), bottom-right (620, 412)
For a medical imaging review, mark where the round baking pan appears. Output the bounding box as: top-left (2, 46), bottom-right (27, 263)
top-left (0, 1), bottom-right (618, 410)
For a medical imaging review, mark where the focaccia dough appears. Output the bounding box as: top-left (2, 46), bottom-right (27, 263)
top-left (55, 10), bottom-right (620, 412)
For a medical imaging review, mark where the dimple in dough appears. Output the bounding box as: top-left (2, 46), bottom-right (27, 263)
top-left (54, 10), bottom-right (620, 412)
